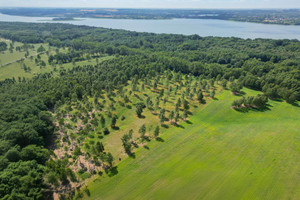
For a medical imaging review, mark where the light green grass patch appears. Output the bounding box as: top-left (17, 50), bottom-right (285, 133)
top-left (85, 88), bottom-right (300, 200)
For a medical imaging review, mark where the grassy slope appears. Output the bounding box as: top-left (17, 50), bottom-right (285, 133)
top-left (85, 88), bottom-right (300, 200)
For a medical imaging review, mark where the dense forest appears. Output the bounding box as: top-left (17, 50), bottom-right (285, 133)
top-left (0, 21), bottom-right (299, 199)
top-left (0, 22), bottom-right (298, 102)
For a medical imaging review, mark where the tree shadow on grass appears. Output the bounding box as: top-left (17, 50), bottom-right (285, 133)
top-left (107, 166), bottom-right (118, 177)
top-left (291, 102), bottom-right (300, 107)
top-left (109, 98), bottom-right (116, 103)
top-left (234, 107), bottom-right (249, 113)
top-left (252, 104), bottom-right (272, 112)
top-left (126, 105), bottom-right (132, 109)
top-left (134, 94), bottom-right (143, 101)
top-left (234, 104), bottom-right (272, 113)
top-left (138, 115), bottom-right (146, 119)
top-left (185, 120), bottom-right (193, 124)
top-left (155, 137), bottom-right (164, 142)
top-left (143, 145), bottom-right (150, 150)
top-left (161, 124), bottom-right (169, 129)
top-left (112, 126), bottom-right (120, 130)
top-left (132, 142), bottom-right (139, 148)
top-left (234, 91), bottom-right (246, 96)
top-left (128, 152), bottom-right (136, 159)
top-left (187, 111), bottom-right (193, 115)
top-left (174, 123), bottom-right (184, 129)
top-left (143, 136), bottom-right (151, 142)
top-left (148, 107), bottom-right (154, 111)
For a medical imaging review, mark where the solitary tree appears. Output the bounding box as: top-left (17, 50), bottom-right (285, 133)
top-left (96, 142), bottom-right (104, 153)
top-left (169, 110), bottom-right (174, 123)
top-left (154, 126), bottom-right (160, 138)
top-left (205, 85), bottom-right (210, 93)
top-left (136, 102), bottom-right (145, 118)
top-left (159, 89), bottom-right (164, 98)
top-left (100, 116), bottom-right (105, 128)
top-left (139, 124), bottom-right (146, 139)
top-left (111, 116), bottom-right (117, 128)
top-left (183, 100), bottom-right (189, 111)
top-left (159, 108), bottom-right (166, 123)
top-left (153, 81), bottom-right (158, 90)
top-left (210, 90), bottom-right (215, 99)
top-left (183, 110), bottom-right (188, 120)
top-left (124, 95), bottom-right (130, 103)
top-left (106, 152), bottom-right (114, 168)
top-left (146, 97), bottom-right (153, 109)
top-left (197, 91), bottom-right (203, 102)
top-left (155, 98), bottom-right (160, 110)
top-left (121, 132), bottom-right (133, 154)
top-left (136, 106), bottom-right (143, 117)
top-left (174, 112), bottom-right (180, 124)
top-left (103, 127), bottom-right (110, 135)
top-left (37, 45), bottom-right (46, 53)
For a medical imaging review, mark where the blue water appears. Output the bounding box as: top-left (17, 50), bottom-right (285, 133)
top-left (1, 13), bottom-right (300, 40)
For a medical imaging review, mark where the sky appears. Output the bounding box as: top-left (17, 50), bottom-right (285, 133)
top-left (0, 0), bottom-right (300, 9)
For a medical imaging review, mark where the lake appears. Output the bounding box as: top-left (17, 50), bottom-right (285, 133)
top-left (1, 13), bottom-right (300, 40)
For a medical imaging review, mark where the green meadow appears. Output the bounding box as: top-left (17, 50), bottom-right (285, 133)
top-left (0, 38), bottom-right (113, 80)
top-left (85, 88), bottom-right (300, 200)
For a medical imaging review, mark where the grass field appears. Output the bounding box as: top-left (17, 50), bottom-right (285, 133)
top-left (0, 39), bottom-right (44, 65)
top-left (84, 88), bottom-right (300, 200)
top-left (0, 38), bottom-right (113, 80)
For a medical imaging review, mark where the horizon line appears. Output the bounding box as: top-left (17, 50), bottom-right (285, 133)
top-left (1, 7), bottom-right (300, 10)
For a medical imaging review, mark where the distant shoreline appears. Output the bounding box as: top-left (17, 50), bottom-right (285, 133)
top-left (1, 8), bottom-right (300, 26)
top-left (38, 18), bottom-right (84, 22)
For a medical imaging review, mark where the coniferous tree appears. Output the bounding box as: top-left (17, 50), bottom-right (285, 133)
top-left (183, 100), bottom-right (189, 111)
top-left (175, 112), bottom-right (180, 124)
top-left (169, 110), bottom-right (174, 123)
top-left (111, 116), bottom-right (117, 128)
top-left (183, 110), bottom-right (188, 120)
top-left (159, 108), bottom-right (166, 123)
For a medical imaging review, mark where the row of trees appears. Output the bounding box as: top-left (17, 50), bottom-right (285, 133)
top-left (232, 94), bottom-right (268, 109)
